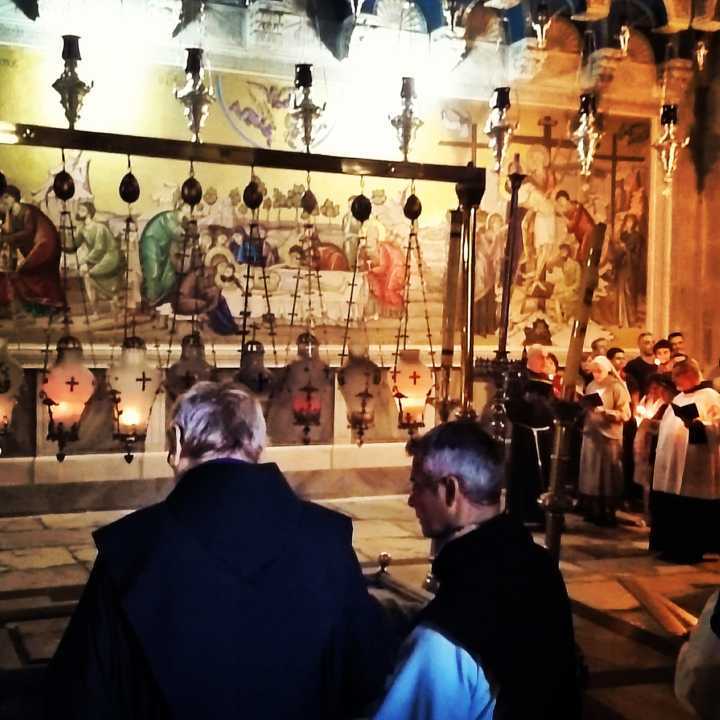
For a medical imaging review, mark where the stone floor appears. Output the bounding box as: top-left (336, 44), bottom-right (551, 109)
top-left (2, 496), bottom-right (717, 719)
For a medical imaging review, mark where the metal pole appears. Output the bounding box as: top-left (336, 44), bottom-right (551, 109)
top-left (497, 156), bottom-right (526, 361)
top-left (544, 223), bottom-right (606, 563)
top-left (455, 169), bottom-right (486, 419)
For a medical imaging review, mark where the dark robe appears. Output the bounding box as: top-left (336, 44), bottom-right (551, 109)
top-left (3, 203), bottom-right (64, 311)
top-left (45, 459), bottom-right (392, 719)
top-left (420, 514), bottom-right (581, 720)
top-left (625, 356), bottom-right (658, 397)
top-left (506, 372), bottom-right (555, 525)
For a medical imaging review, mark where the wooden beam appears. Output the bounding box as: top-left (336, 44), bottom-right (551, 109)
top-left (2, 122), bottom-right (485, 185)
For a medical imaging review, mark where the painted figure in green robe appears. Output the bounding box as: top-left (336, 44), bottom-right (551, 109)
top-left (75, 201), bottom-right (123, 313)
top-left (138, 209), bottom-right (187, 307)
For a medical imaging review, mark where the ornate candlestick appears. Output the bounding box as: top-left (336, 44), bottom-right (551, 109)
top-left (390, 77), bottom-right (424, 162)
top-left (175, 48), bottom-right (215, 142)
top-left (52, 35), bottom-right (93, 130)
top-left (652, 103), bottom-right (689, 188)
top-left (572, 92), bottom-right (602, 177)
top-left (289, 64), bottom-right (325, 154)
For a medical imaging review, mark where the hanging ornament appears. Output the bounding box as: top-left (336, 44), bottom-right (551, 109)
top-left (108, 337), bottom-right (162, 463)
top-left (40, 336), bottom-right (96, 462)
top-left (484, 87), bottom-right (515, 174)
top-left (389, 77), bottom-right (424, 163)
top-left (338, 341), bottom-right (382, 446)
top-left (652, 103), bottom-right (689, 189)
top-left (165, 332), bottom-right (215, 401)
top-left (393, 349), bottom-right (433, 431)
top-left (53, 168), bottom-right (75, 202)
top-left (181, 170), bottom-right (203, 208)
top-left (571, 92), bottom-right (603, 177)
top-left (119, 169), bottom-right (140, 204)
top-left (175, 48), bottom-right (215, 143)
top-left (289, 63), bottom-right (325, 153)
top-left (617, 24), bottom-right (631, 57)
top-left (52, 35), bottom-right (93, 130)
top-left (695, 39), bottom-right (709, 71)
top-left (531, 2), bottom-right (552, 49)
top-left (0, 339), bottom-right (23, 443)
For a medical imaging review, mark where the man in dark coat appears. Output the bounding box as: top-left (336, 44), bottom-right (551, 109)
top-left (506, 345), bottom-right (555, 526)
top-left (45, 382), bottom-right (392, 719)
top-left (374, 422), bottom-right (580, 720)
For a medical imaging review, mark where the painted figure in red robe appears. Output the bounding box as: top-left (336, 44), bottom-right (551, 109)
top-left (0, 185), bottom-right (65, 316)
top-left (555, 190), bottom-right (596, 263)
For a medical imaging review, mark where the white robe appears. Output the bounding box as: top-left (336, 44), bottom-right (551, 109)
top-left (653, 387), bottom-right (720, 498)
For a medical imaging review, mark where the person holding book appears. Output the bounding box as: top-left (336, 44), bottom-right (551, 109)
top-left (651, 359), bottom-right (720, 563)
top-left (633, 374), bottom-right (677, 523)
top-left (578, 355), bottom-right (632, 526)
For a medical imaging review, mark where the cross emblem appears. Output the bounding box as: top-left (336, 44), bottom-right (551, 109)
top-left (136, 372), bottom-right (151, 391)
top-left (65, 376), bottom-right (79, 392)
top-left (409, 371), bottom-right (421, 385)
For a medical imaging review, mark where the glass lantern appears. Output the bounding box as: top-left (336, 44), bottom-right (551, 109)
top-left (165, 332), bottom-right (215, 402)
top-left (40, 335), bottom-right (96, 461)
top-left (0, 339), bottom-right (23, 437)
top-left (108, 336), bottom-right (162, 462)
top-left (339, 344), bottom-right (382, 445)
top-left (392, 349), bottom-right (433, 432)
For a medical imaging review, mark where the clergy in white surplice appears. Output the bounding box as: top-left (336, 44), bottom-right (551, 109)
top-left (651, 359), bottom-right (720, 563)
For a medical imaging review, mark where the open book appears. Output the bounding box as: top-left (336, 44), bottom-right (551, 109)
top-left (579, 392), bottom-right (604, 409)
top-left (671, 403), bottom-right (699, 423)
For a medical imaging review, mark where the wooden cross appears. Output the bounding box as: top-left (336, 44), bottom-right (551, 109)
top-left (65, 376), bottom-right (79, 392)
top-left (409, 370), bottom-right (421, 385)
top-left (136, 371), bottom-right (151, 391)
top-left (439, 116), bottom-right (644, 166)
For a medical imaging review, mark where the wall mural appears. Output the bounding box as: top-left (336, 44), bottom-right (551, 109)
top-left (0, 68), bottom-right (652, 450)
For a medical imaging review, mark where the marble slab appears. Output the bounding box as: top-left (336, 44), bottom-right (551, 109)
top-left (0, 565), bottom-right (88, 595)
top-left (0, 547), bottom-right (77, 571)
top-left (7, 617), bottom-right (68, 663)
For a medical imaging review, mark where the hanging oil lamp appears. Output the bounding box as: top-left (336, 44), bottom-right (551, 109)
top-left (289, 63), bottom-right (325, 153)
top-left (238, 176), bottom-right (278, 363)
top-left (338, 341), bottom-right (382, 446)
top-left (393, 349), bottom-right (433, 431)
top-left (653, 103), bottom-right (689, 188)
top-left (40, 336), bottom-right (96, 462)
top-left (389, 188), bottom-right (436, 433)
top-left (165, 332), bottom-right (215, 401)
top-left (52, 35), bottom-right (93, 130)
top-left (235, 332), bottom-right (274, 398)
top-left (291, 331), bottom-right (324, 444)
top-left (0, 338), bottom-right (23, 442)
top-left (175, 47), bottom-right (215, 142)
top-left (389, 77), bottom-right (424, 162)
top-left (484, 87), bottom-right (515, 174)
top-left (531, 2), bottom-right (552, 49)
top-left (108, 336), bottom-right (162, 463)
top-left (571, 92), bottom-right (602, 177)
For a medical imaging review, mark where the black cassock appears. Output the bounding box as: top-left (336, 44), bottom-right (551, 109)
top-left (44, 460), bottom-right (393, 720)
top-left (506, 373), bottom-right (556, 525)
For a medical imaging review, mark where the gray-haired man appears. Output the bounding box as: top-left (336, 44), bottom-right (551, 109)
top-left (373, 421), bottom-right (580, 720)
top-left (46, 382), bottom-right (392, 719)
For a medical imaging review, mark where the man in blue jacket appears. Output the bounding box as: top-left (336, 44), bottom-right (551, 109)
top-left (45, 382), bottom-right (392, 719)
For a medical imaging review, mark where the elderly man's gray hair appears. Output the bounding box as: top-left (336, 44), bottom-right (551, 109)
top-left (170, 382), bottom-right (266, 463)
top-left (407, 421), bottom-right (503, 505)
